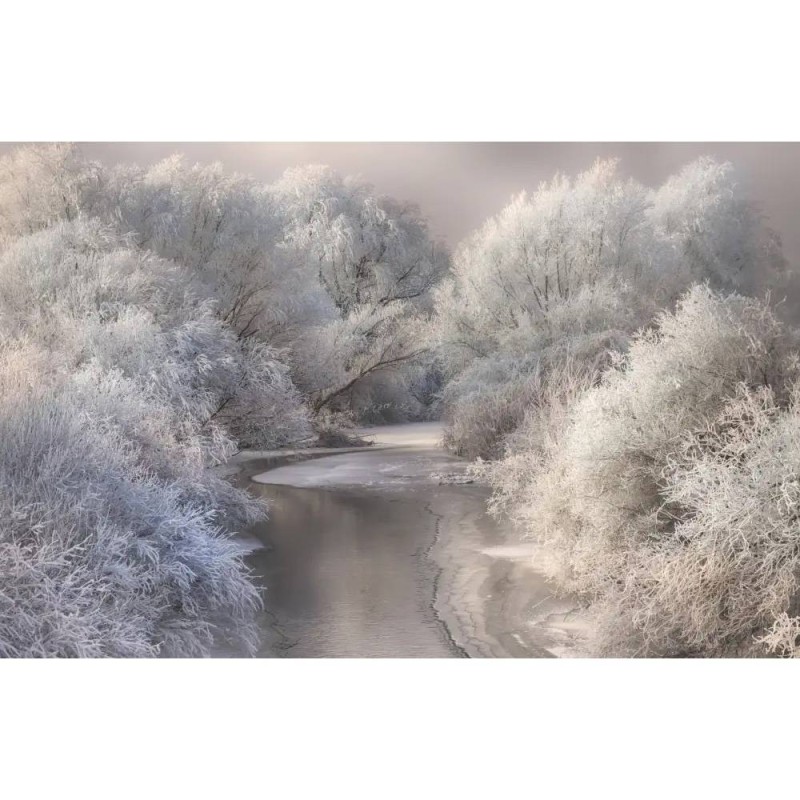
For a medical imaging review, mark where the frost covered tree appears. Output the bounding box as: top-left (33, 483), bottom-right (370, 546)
top-left (435, 157), bottom-right (791, 459)
top-left (484, 287), bottom-right (800, 656)
top-left (105, 156), bottom-right (331, 345)
top-left (270, 165), bottom-right (447, 313)
top-left (434, 160), bottom-right (654, 457)
top-left (0, 143), bottom-right (106, 241)
top-left (648, 156), bottom-right (787, 297)
top-left (435, 161), bottom-right (652, 367)
top-left (271, 165), bottom-right (448, 420)
top-left (292, 301), bottom-right (430, 414)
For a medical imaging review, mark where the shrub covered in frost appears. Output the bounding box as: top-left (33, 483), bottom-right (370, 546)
top-left (485, 286), bottom-right (800, 656)
top-left (438, 278), bottom-right (632, 458)
top-left (0, 220), bottom-right (313, 450)
top-left (0, 344), bottom-right (262, 657)
top-left (0, 221), bottom-right (316, 656)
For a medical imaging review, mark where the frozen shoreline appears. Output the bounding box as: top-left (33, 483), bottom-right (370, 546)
top-left (229, 422), bottom-right (588, 658)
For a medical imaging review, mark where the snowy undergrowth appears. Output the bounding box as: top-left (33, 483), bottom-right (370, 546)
top-left (484, 287), bottom-right (800, 656)
top-left (0, 220), bottom-right (312, 656)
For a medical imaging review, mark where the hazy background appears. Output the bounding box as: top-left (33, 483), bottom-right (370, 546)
top-left (2, 143), bottom-right (798, 265)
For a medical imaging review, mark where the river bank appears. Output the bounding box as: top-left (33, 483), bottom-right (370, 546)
top-left (221, 422), bottom-right (588, 657)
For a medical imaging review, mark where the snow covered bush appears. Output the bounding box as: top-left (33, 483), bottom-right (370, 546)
top-left (438, 278), bottom-right (631, 458)
top-left (478, 359), bottom-right (597, 514)
top-left (485, 286), bottom-right (800, 656)
top-left (0, 218), bottom-right (316, 656)
top-left (645, 385), bottom-right (800, 656)
top-left (441, 357), bottom-right (548, 460)
top-left (207, 337), bottom-right (314, 449)
top-left (0, 220), bottom-right (313, 450)
top-left (0, 344), bottom-right (261, 657)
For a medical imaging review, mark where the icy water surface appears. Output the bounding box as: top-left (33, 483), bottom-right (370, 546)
top-left (246, 481), bottom-right (463, 657)
top-left (226, 423), bottom-right (582, 658)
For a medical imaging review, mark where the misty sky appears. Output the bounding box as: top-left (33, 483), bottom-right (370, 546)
top-left (3, 142), bottom-right (799, 265)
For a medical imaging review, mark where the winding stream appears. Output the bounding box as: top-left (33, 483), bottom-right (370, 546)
top-left (230, 423), bottom-right (582, 658)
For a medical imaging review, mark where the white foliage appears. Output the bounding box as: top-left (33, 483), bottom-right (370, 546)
top-left (268, 165), bottom-right (448, 421)
top-left (0, 143), bottom-right (106, 241)
top-left (435, 156), bottom-right (790, 459)
top-left (0, 342), bottom-right (262, 657)
top-left (106, 155), bottom-right (332, 344)
top-left (648, 156), bottom-right (786, 296)
top-left (1, 145), bottom-right (446, 427)
top-left (485, 287), bottom-right (800, 656)
top-left (270, 164), bottom-right (448, 314)
top-left (293, 301), bottom-right (430, 414)
top-left (0, 216), bottom-right (314, 656)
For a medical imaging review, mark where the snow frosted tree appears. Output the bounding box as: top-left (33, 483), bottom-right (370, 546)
top-left (433, 160), bottom-right (654, 457)
top-left (292, 300), bottom-right (430, 414)
top-left (270, 164), bottom-right (448, 420)
top-left (105, 156), bottom-right (331, 346)
top-left (434, 157), bottom-right (791, 459)
top-left (648, 156), bottom-right (787, 297)
top-left (0, 143), bottom-right (106, 241)
top-left (270, 164), bottom-right (448, 313)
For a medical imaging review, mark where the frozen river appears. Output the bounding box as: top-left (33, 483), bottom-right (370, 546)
top-left (229, 423), bottom-right (583, 658)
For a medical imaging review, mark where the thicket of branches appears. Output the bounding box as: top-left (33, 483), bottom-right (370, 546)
top-left (483, 288), bottom-right (800, 655)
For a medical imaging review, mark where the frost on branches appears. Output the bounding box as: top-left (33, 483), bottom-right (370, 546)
top-left (433, 158), bottom-right (789, 460)
top-left (484, 288), bottom-right (800, 656)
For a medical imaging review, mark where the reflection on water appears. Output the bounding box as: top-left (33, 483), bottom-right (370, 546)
top-left (245, 483), bottom-right (461, 658)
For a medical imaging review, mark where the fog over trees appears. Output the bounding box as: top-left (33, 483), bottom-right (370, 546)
top-left (1, 143), bottom-right (799, 657)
